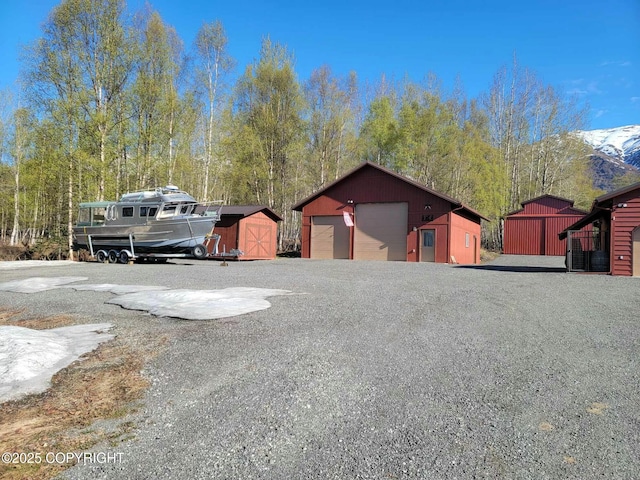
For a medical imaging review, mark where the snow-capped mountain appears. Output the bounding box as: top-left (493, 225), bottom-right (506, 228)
top-left (576, 125), bottom-right (640, 168)
top-left (573, 125), bottom-right (640, 191)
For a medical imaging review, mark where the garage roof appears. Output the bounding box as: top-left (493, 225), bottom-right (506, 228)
top-left (557, 181), bottom-right (640, 240)
top-left (292, 161), bottom-right (489, 221)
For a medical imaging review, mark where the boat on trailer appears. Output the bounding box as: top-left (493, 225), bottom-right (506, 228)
top-left (73, 185), bottom-right (222, 263)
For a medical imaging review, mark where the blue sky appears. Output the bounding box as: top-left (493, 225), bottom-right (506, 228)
top-left (0, 0), bottom-right (638, 130)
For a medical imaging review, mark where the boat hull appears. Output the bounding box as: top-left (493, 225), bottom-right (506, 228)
top-left (73, 216), bottom-right (215, 255)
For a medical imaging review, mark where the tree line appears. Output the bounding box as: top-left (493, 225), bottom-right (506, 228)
top-left (0, 0), bottom-right (602, 257)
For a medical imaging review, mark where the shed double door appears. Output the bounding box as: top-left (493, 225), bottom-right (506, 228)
top-left (354, 202), bottom-right (408, 261)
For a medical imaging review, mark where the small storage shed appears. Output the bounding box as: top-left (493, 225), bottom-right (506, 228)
top-left (559, 181), bottom-right (640, 276)
top-left (503, 195), bottom-right (587, 256)
top-left (207, 206), bottom-right (282, 260)
top-left (292, 162), bottom-right (488, 264)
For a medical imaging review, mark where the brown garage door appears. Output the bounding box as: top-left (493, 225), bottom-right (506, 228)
top-left (310, 216), bottom-right (350, 259)
top-left (354, 203), bottom-right (408, 261)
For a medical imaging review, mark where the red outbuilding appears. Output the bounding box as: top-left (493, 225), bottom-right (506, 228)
top-left (292, 162), bottom-right (487, 264)
top-left (207, 205), bottom-right (282, 260)
top-left (503, 195), bottom-right (587, 256)
top-left (559, 181), bottom-right (640, 276)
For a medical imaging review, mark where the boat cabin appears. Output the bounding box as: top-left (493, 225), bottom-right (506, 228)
top-left (76, 186), bottom-right (218, 228)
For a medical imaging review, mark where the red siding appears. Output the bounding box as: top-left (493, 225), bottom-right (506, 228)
top-left (450, 212), bottom-right (482, 264)
top-left (504, 218), bottom-right (544, 255)
top-left (208, 217), bottom-right (239, 255)
top-left (519, 196), bottom-right (581, 215)
top-left (504, 195), bottom-right (586, 256)
top-left (610, 191), bottom-right (640, 276)
top-left (208, 211), bottom-right (279, 260)
top-left (298, 164), bottom-right (482, 263)
top-left (544, 216), bottom-right (587, 256)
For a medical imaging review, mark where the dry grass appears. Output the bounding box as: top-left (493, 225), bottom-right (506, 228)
top-left (0, 308), bottom-right (166, 480)
top-left (480, 248), bottom-right (501, 263)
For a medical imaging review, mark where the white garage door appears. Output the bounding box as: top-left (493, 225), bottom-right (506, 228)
top-left (354, 203), bottom-right (408, 261)
top-left (310, 216), bottom-right (350, 259)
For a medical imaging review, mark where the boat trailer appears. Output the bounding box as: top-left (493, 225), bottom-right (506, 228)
top-left (85, 233), bottom-right (243, 264)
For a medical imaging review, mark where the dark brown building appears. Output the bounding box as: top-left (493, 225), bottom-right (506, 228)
top-left (559, 181), bottom-right (640, 276)
top-left (207, 206), bottom-right (282, 260)
top-left (292, 162), bottom-right (487, 263)
top-left (503, 195), bottom-right (587, 256)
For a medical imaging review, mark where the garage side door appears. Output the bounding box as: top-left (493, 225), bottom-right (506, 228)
top-left (310, 216), bottom-right (350, 259)
top-left (354, 203), bottom-right (408, 261)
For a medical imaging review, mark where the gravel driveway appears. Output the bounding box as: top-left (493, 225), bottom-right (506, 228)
top-left (1, 256), bottom-right (639, 479)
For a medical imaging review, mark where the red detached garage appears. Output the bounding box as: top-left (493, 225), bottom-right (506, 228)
top-left (503, 195), bottom-right (587, 256)
top-left (292, 162), bottom-right (487, 264)
top-left (207, 206), bottom-right (282, 260)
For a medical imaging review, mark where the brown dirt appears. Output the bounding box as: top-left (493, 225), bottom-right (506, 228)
top-left (0, 308), bottom-right (166, 480)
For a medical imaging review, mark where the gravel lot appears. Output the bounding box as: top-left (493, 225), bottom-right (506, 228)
top-left (1, 255), bottom-right (639, 479)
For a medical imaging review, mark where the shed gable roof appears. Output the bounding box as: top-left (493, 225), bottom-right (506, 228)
top-left (521, 194), bottom-right (575, 206)
top-left (505, 194), bottom-right (588, 217)
top-left (292, 161), bottom-right (489, 221)
top-left (220, 205), bottom-right (282, 222)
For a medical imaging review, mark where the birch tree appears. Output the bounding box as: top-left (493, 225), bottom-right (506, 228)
top-left (26, 0), bottom-right (88, 257)
top-left (304, 66), bottom-right (358, 190)
top-left (193, 20), bottom-right (234, 200)
top-left (130, 10), bottom-right (183, 188)
top-left (230, 38), bottom-right (305, 248)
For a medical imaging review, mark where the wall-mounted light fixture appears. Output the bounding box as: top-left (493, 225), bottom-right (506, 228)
top-left (412, 226), bottom-right (417, 232)
top-left (617, 203), bottom-right (628, 208)
top-left (424, 204), bottom-right (431, 210)
top-left (347, 199), bottom-right (354, 204)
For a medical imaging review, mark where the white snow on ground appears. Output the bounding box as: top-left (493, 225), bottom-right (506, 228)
top-left (106, 287), bottom-right (293, 320)
top-left (0, 277), bottom-right (293, 319)
top-left (0, 277), bottom-right (88, 293)
top-left (0, 323), bottom-right (114, 403)
top-left (0, 260), bottom-right (72, 270)
top-left (0, 276), bottom-right (293, 402)
top-left (68, 284), bottom-right (169, 295)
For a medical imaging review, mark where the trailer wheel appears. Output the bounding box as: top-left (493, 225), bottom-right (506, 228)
top-left (96, 250), bottom-right (108, 263)
top-left (192, 244), bottom-right (207, 260)
top-left (108, 250), bottom-right (119, 263)
top-left (118, 251), bottom-right (130, 264)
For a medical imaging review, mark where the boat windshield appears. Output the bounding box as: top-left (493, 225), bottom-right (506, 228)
top-left (77, 205), bottom-right (106, 226)
top-left (158, 202), bottom-right (199, 218)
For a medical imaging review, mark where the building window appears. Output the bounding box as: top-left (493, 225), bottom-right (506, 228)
top-left (465, 233), bottom-right (470, 248)
top-left (122, 207), bottom-right (134, 217)
top-left (423, 230), bottom-right (434, 247)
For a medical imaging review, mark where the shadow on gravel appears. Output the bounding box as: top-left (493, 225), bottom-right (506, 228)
top-left (455, 265), bottom-right (567, 273)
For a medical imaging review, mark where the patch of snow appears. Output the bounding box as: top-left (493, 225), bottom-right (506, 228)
top-left (576, 125), bottom-right (640, 161)
top-left (0, 323), bottom-right (114, 403)
top-left (107, 287), bottom-right (293, 320)
top-left (68, 284), bottom-right (169, 295)
top-left (0, 260), bottom-right (72, 270)
top-left (0, 277), bottom-right (88, 293)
